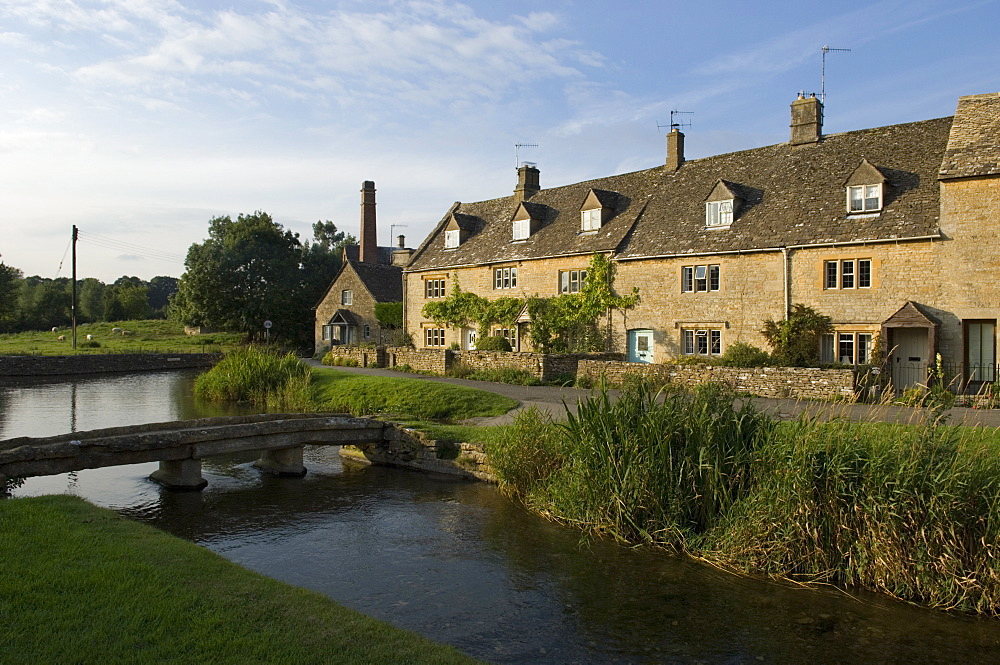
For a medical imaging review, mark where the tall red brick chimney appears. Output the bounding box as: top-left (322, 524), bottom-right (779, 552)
top-left (360, 180), bottom-right (377, 264)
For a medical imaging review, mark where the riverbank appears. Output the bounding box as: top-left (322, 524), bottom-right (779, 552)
top-left (0, 494), bottom-right (480, 665)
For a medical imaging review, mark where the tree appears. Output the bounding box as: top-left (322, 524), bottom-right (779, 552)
top-left (147, 276), bottom-right (178, 318)
top-left (301, 221), bottom-right (354, 306)
top-left (761, 304), bottom-right (833, 366)
top-left (78, 278), bottom-right (105, 322)
top-left (0, 259), bottom-right (22, 329)
top-left (173, 211), bottom-right (309, 342)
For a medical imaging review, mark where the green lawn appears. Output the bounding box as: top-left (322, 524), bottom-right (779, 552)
top-left (0, 320), bottom-right (243, 355)
top-left (311, 367), bottom-right (518, 421)
top-left (0, 495), bottom-right (481, 665)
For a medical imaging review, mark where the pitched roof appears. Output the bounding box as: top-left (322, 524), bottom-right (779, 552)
top-left (343, 245), bottom-right (396, 265)
top-left (349, 260), bottom-right (403, 302)
top-left (408, 116), bottom-right (953, 269)
top-left (620, 117), bottom-right (951, 259)
top-left (406, 167), bottom-right (660, 271)
top-left (939, 92), bottom-right (1000, 180)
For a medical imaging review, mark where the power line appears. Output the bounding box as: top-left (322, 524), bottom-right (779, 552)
top-left (76, 230), bottom-right (186, 264)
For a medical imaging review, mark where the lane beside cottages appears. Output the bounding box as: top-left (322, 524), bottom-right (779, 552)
top-left (305, 360), bottom-right (1000, 428)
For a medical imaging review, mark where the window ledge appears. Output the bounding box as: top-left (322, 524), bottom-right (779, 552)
top-left (846, 212), bottom-right (880, 219)
top-left (578, 230), bottom-right (599, 236)
top-left (704, 224), bottom-right (732, 231)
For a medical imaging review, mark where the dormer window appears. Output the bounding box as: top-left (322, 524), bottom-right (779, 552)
top-left (844, 159), bottom-right (887, 215)
top-left (848, 184), bottom-right (882, 213)
top-left (579, 189), bottom-right (616, 233)
top-left (513, 218), bottom-right (531, 241)
top-left (581, 208), bottom-right (602, 232)
top-left (703, 180), bottom-right (741, 229)
top-left (705, 200), bottom-right (733, 227)
top-left (445, 229), bottom-right (460, 248)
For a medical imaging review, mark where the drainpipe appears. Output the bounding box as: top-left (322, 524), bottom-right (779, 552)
top-left (781, 247), bottom-right (790, 320)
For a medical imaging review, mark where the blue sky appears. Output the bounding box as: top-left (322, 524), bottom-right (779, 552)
top-left (2, 0), bottom-right (997, 282)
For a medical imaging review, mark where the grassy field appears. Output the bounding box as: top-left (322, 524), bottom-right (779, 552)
top-left (0, 495), bottom-right (481, 665)
top-left (0, 320), bottom-right (244, 355)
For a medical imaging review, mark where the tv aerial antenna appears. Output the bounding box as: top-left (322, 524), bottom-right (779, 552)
top-left (515, 142), bottom-right (538, 169)
top-left (657, 110), bottom-right (693, 132)
top-left (389, 223), bottom-right (408, 244)
top-left (821, 45), bottom-right (851, 104)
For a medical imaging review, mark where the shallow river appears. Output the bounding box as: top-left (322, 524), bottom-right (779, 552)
top-left (4, 370), bottom-right (1000, 664)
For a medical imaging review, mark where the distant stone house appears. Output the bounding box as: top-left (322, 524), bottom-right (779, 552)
top-left (403, 91), bottom-right (1000, 393)
top-left (314, 181), bottom-right (412, 351)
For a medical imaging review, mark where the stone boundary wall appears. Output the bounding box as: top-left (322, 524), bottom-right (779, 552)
top-left (577, 360), bottom-right (856, 400)
top-left (453, 351), bottom-right (624, 382)
top-left (385, 347), bottom-right (450, 374)
top-left (321, 346), bottom-right (386, 368)
top-left (341, 425), bottom-right (493, 482)
top-left (0, 353), bottom-right (221, 378)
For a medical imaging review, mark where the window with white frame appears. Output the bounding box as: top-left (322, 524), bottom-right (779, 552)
top-left (682, 328), bottom-right (722, 356)
top-left (512, 218), bottom-right (531, 241)
top-left (425, 278), bottom-right (447, 298)
top-left (581, 208), bottom-right (602, 232)
top-left (493, 327), bottom-right (518, 350)
top-left (821, 332), bottom-right (872, 365)
top-left (322, 325), bottom-right (332, 341)
top-left (681, 264), bottom-right (720, 292)
top-left (823, 259), bottom-right (872, 290)
top-left (494, 267), bottom-right (518, 289)
top-left (445, 229), bottom-right (460, 248)
top-left (425, 328), bottom-right (446, 347)
top-left (341, 289), bottom-right (353, 305)
top-left (848, 184), bottom-right (882, 213)
top-left (705, 200), bottom-right (734, 228)
top-left (559, 269), bottom-right (587, 294)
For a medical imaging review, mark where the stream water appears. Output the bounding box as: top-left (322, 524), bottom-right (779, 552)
top-left (3, 370), bottom-right (1000, 664)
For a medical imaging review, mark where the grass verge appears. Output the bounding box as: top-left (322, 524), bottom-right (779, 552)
top-left (0, 495), bottom-right (480, 665)
top-left (310, 367), bottom-right (517, 421)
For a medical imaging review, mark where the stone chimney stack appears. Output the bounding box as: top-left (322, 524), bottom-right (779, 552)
top-left (360, 180), bottom-right (377, 264)
top-left (514, 163), bottom-right (540, 202)
top-left (790, 92), bottom-right (823, 145)
top-left (666, 128), bottom-right (685, 171)
top-left (397, 234), bottom-right (405, 248)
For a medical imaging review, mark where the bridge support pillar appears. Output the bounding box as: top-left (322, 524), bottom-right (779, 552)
top-left (150, 459), bottom-right (207, 491)
top-left (254, 446), bottom-right (307, 477)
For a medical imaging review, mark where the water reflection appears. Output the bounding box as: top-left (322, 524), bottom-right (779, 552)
top-left (5, 372), bottom-right (1000, 664)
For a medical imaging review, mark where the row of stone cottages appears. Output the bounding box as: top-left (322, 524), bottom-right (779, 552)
top-left (315, 91), bottom-right (1000, 396)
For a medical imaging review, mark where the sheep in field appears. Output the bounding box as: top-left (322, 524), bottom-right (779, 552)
top-left (86, 334), bottom-right (93, 341)
top-left (112, 327), bottom-right (123, 334)
top-left (122, 330), bottom-right (132, 336)
top-left (57, 335), bottom-right (65, 341)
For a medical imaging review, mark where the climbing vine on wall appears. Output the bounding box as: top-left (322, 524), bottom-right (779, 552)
top-left (421, 254), bottom-right (639, 353)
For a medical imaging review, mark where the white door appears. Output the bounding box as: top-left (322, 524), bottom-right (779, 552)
top-left (466, 329), bottom-right (477, 351)
top-left (627, 329), bottom-right (654, 363)
top-left (890, 328), bottom-right (928, 392)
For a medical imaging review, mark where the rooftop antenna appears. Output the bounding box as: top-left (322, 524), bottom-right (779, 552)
top-left (657, 110), bottom-right (693, 132)
top-left (821, 45), bottom-right (851, 104)
top-left (515, 142), bottom-right (538, 169)
top-left (389, 223), bottom-right (407, 243)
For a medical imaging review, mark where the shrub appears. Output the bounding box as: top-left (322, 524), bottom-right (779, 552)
top-left (474, 335), bottom-right (512, 352)
top-left (719, 342), bottom-right (769, 367)
top-left (78, 340), bottom-right (101, 349)
top-left (761, 303), bottom-right (833, 367)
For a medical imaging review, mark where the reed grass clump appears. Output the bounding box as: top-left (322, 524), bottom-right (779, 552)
top-left (195, 346), bottom-right (312, 409)
top-left (489, 378), bottom-right (1000, 614)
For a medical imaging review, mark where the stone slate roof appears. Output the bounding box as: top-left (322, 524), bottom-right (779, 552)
top-left (408, 116), bottom-right (954, 269)
top-left (349, 260), bottom-right (403, 303)
top-left (407, 167), bottom-right (662, 270)
top-left (343, 245), bottom-right (396, 265)
top-left (939, 92), bottom-right (1000, 180)
top-left (620, 117), bottom-right (952, 259)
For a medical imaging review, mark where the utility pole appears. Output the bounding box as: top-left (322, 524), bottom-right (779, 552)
top-left (71, 225), bottom-right (78, 350)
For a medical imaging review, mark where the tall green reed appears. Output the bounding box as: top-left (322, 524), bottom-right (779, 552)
top-left (194, 346), bottom-right (313, 410)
